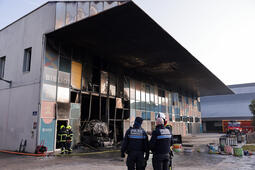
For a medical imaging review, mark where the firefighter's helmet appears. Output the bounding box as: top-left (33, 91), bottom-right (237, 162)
top-left (60, 125), bottom-right (65, 130)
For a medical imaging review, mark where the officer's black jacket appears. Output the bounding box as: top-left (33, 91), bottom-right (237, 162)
top-left (149, 125), bottom-right (172, 155)
top-left (121, 125), bottom-right (149, 158)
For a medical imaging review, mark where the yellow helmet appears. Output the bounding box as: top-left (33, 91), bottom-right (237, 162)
top-left (66, 125), bottom-right (72, 130)
top-left (60, 125), bottom-right (65, 129)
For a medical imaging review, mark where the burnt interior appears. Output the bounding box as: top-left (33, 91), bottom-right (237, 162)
top-left (49, 1), bottom-right (233, 150)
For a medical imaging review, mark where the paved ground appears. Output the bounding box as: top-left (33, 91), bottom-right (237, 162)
top-left (0, 133), bottom-right (254, 170)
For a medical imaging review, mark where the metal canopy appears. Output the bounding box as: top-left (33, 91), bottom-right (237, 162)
top-left (47, 1), bottom-right (233, 97)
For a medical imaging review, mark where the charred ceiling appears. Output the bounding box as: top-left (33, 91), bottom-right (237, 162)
top-left (46, 1), bottom-right (233, 97)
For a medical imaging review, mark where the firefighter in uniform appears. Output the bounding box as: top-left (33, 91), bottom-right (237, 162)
top-left (66, 125), bottom-right (73, 154)
top-left (58, 125), bottom-right (67, 154)
top-left (150, 117), bottom-right (173, 170)
top-left (121, 117), bottom-right (149, 170)
top-left (157, 113), bottom-right (172, 133)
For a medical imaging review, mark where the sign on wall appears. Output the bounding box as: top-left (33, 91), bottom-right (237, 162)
top-left (39, 101), bottom-right (56, 151)
top-left (39, 118), bottom-right (56, 151)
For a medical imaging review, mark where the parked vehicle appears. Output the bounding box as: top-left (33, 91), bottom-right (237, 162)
top-left (222, 120), bottom-right (254, 134)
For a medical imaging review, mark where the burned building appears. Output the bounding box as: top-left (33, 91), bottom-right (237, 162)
top-left (0, 0), bottom-right (233, 153)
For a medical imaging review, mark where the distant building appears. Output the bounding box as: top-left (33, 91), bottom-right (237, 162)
top-left (201, 83), bottom-right (255, 133)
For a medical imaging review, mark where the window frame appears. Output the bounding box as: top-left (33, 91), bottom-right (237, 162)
top-left (23, 47), bottom-right (32, 73)
top-left (0, 56), bottom-right (6, 78)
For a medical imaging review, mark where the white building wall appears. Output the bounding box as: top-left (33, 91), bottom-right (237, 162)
top-left (0, 3), bottom-right (56, 152)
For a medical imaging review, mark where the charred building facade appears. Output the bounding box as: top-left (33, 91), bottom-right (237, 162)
top-left (0, 1), bottom-right (232, 152)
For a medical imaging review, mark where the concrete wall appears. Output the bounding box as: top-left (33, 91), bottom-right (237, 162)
top-left (0, 3), bottom-right (56, 152)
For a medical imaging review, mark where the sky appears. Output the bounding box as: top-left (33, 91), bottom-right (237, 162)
top-left (0, 0), bottom-right (255, 85)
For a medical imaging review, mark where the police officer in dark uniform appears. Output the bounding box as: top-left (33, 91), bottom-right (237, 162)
top-left (121, 117), bottom-right (149, 170)
top-left (150, 117), bottom-right (173, 170)
top-left (157, 113), bottom-right (174, 168)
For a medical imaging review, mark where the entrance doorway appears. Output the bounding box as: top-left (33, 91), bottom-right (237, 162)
top-left (56, 120), bottom-right (68, 149)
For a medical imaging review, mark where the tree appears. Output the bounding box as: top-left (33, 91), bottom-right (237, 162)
top-left (249, 99), bottom-right (255, 126)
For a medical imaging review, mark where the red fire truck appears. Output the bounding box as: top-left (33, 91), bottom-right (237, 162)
top-left (222, 120), bottom-right (254, 134)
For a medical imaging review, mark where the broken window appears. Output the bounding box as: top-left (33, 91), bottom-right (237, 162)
top-left (109, 98), bottom-right (116, 119)
top-left (90, 1), bottom-right (103, 16)
top-left (145, 84), bottom-right (150, 112)
top-left (142, 111), bottom-right (151, 120)
top-left (101, 97), bottom-right (107, 122)
top-left (118, 1), bottom-right (126, 5)
top-left (116, 98), bottom-right (123, 109)
top-left (192, 96), bottom-right (195, 106)
top-left (104, 1), bottom-right (118, 10)
top-left (81, 94), bottom-right (90, 122)
top-left (158, 93), bottom-right (162, 112)
top-left (141, 83), bottom-right (146, 110)
top-left (175, 107), bottom-right (180, 122)
top-left (71, 91), bottom-right (80, 103)
top-left (161, 96), bottom-right (166, 113)
top-left (130, 109), bottom-right (136, 124)
top-left (124, 77), bottom-right (130, 100)
top-left (150, 85), bottom-right (155, 112)
top-left (154, 86), bottom-right (158, 113)
top-left (185, 96), bottom-right (189, 104)
top-left (198, 100), bottom-right (201, 112)
top-left (109, 73), bottom-right (116, 96)
top-left (77, 2), bottom-right (89, 21)
top-left (168, 92), bottom-right (173, 121)
top-left (130, 79), bottom-right (135, 100)
top-left (59, 57), bottom-right (71, 73)
top-left (82, 63), bottom-right (92, 91)
top-left (130, 79), bottom-right (136, 119)
top-left (165, 91), bottom-right (168, 118)
top-left (183, 116), bottom-right (188, 122)
top-left (179, 94), bottom-right (183, 103)
top-left (90, 95), bottom-right (100, 120)
top-left (55, 2), bottom-right (66, 29)
top-left (135, 81), bottom-right (141, 110)
top-left (66, 2), bottom-right (77, 25)
top-left (172, 93), bottom-right (178, 106)
top-left (158, 89), bottom-right (166, 113)
top-left (136, 110), bottom-right (142, 118)
top-left (100, 71), bottom-right (108, 95)
top-left (0, 56), bottom-right (5, 78)
top-left (116, 76), bottom-right (124, 98)
top-left (91, 67), bottom-right (100, 92)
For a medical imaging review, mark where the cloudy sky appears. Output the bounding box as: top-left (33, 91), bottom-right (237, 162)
top-left (1, 0), bottom-right (255, 85)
